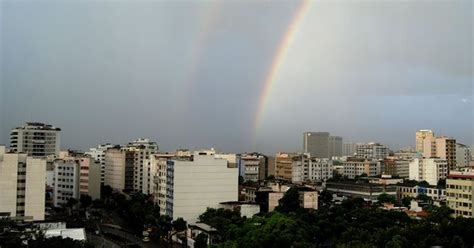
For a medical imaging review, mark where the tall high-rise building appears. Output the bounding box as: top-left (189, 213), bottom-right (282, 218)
top-left (303, 132), bottom-right (329, 158)
top-left (303, 132), bottom-right (342, 158)
top-left (104, 148), bottom-right (135, 192)
top-left (86, 143), bottom-right (115, 184)
top-left (422, 136), bottom-right (456, 170)
top-left (416, 130), bottom-right (434, 153)
top-left (156, 150), bottom-right (238, 223)
top-left (123, 138), bottom-right (158, 192)
top-left (343, 143), bottom-right (357, 156)
top-left (0, 146), bottom-right (46, 221)
top-left (10, 122), bottom-right (61, 157)
top-left (329, 136), bottom-right (343, 157)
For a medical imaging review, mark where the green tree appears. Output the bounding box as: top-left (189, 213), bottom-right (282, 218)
top-left (377, 193), bottom-right (396, 204)
top-left (401, 196), bottom-right (414, 207)
top-left (194, 233), bottom-right (208, 248)
top-left (79, 194), bottom-right (92, 209)
top-left (275, 187), bottom-right (300, 213)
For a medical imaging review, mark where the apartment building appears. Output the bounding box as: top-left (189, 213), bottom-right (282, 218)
top-left (355, 143), bottom-right (389, 160)
top-left (78, 156), bottom-right (101, 200)
top-left (342, 143), bottom-right (357, 157)
top-left (416, 129), bottom-right (434, 153)
top-left (10, 122), bottom-right (61, 157)
top-left (0, 146), bottom-right (46, 221)
top-left (123, 138), bottom-right (158, 193)
top-left (53, 159), bottom-right (80, 207)
top-left (85, 143), bottom-right (114, 184)
top-left (446, 170), bottom-right (474, 218)
top-left (157, 150), bottom-right (238, 224)
top-left (104, 148), bottom-right (135, 192)
top-left (409, 158), bottom-right (447, 186)
top-left (382, 157), bottom-right (410, 178)
top-left (342, 159), bottom-right (381, 179)
top-left (422, 136), bottom-right (456, 170)
top-left (275, 152), bottom-right (299, 182)
top-left (456, 143), bottom-right (471, 169)
top-left (396, 183), bottom-right (446, 202)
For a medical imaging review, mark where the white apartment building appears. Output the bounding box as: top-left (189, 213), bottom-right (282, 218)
top-left (308, 158), bottom-right (333, 182)
top-left (53, 159), bottom-right (80, 207)
top-left (355, 143), bottom-right (389, 160)
top-left (342, 159), bottom-right (381, 179)
top-left (10, 122), bottom-right (61, 157)
top-left (79, 156), bottom-right (101, 200)
top-left (104, 148), bottom-right (135, 192)
top-left (86, 143), bottom-right (114, 184)
top-left (409, 158), bottom-right (447, 186)
top-left (0, 146), bottom-right (46, 221)
top-left (158, 150), bottom-right (238, 224)
top-left (456, 143), bottom-right (471, 169)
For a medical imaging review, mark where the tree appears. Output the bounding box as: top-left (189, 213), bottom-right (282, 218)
top-left (275, 187), bottom-right (300, 213)
top-left (91, 199), bottom-right (104, 209)
top-left (66, 198), bottom-right (78, 210)
top-left (194, 233), bottom-right (208, 248)
top-left (173, 218), bottom-right (187, 233)
top-left (101, 185), bottom-right (113, 199)
top-left (79, 195), bottom-right (92, 209)
top-left (377, 193), bottom-right (396, 204)
top-left (401, 196), bottom-right (414, 207)
top-left (416, 194), bottom-right (432, 204)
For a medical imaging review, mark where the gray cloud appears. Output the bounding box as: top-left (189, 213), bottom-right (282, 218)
top-left (1, 0), bottom-right (472, 154)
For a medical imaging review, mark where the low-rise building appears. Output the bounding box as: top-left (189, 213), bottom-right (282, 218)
top-left (326, 181), bottom-right (397, 201)
top-left (218, 201), bottom-right (260, 218)
top-left (396, 183), bottom-right (446, 203)
top-left (355, 143), bottom-right (389, 160)
top-left (342, 159), bottom-right (381, 179)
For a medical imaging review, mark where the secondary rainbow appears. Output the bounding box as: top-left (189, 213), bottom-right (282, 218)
top-left (253, 0), bottom-right (311, 136)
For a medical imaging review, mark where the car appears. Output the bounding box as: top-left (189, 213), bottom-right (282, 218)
top-left (142, 236), bottom-right (150, 242)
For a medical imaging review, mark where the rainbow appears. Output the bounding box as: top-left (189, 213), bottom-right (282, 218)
top-left (253, 0), bottom-right (311, 137)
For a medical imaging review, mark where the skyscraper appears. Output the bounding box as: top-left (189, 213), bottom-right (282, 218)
top-left (329, 136), bottom-right (343, 157)
top-left (416, 130), bottom-right (434, 153)
top-left (10, 122), bottom-right (61, 157)
top-left (303, 132), bottom-right (329, 158)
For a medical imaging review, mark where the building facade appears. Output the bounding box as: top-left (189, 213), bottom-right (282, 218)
top-left (85, 143), bottom-right (114, 184)
top-left (355, 143), bottom-right (389, 160)
top-left (0, 146), bottom-right (47, 221)
top-left (303, 132), bottom-right (329, 158)
top-left (10, 122), bottom-right (61, 157)
top-left (79, 156), bottom-right (101, 200)
top-left (158, 150), bottom-right (238, 223)
top-left (342, 143), bottom-right (357, 156)
top-left (104, 148), bottom-right (135, 192)
top-left (53, 159), bottom-right (80, 207)
top-left (446, 170), bottom-right (474, 218)
top-left (456, 143), bottom-right (471, 169)
top-left (342, 159), bottom-right (381, 179)
top-left (416, 129), bottom-right (434, 153)
top-left (409, 158), bottom-right (448, 186)
top-left (422, 136), bottom-right (456, 170)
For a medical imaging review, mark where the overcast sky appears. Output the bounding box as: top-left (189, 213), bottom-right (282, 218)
top-left (1, 0), bottom-right (472, 154)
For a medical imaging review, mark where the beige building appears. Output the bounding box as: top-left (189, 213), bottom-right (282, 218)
top-left (79, 156), bottom-right (101, 200)
top-left (275, 152), bottom-right (299, 182)
top-left (446, 170), bottom-right (474, 218)
top-left (382, 157), bottom-right (410, 178)
top-left (104, 148), bottom-right (135, 192)
top-left (422, 136), bottom-right (456, 170)
top-left (416, 130), bottom-right (434, 153)
top-left (123, 138), bottom-right (158, 193)
top-left (10, 122), bottom-right (61, 157)
top-left (342, 159), bottom-right (381, 179)
top-left (0, 146), bottom-right (46, 221)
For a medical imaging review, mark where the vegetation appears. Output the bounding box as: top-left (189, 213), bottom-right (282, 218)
top-left (196, 192), bottom-right (474, 247)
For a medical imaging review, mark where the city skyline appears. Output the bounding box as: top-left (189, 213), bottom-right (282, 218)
top-left (1, 0), bottom-right (472, 154)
